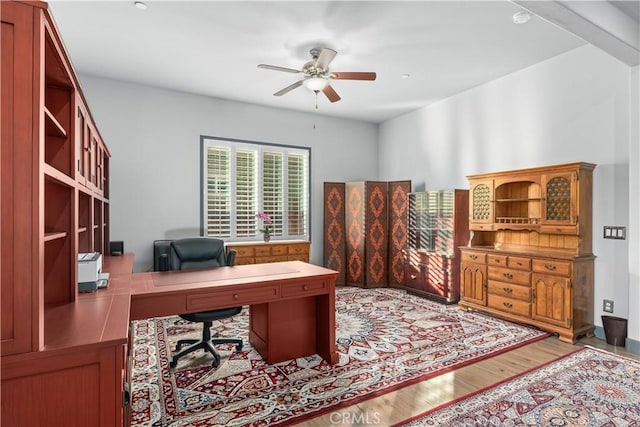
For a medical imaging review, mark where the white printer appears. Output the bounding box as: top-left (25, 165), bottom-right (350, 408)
top-left (78, 252), bottom-right (109, 292)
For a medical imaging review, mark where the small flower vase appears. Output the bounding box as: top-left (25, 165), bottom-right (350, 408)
top-left (263, 232), bottom-right (270, 243)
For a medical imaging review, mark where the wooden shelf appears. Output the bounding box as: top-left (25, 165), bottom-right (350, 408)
top-left (495, 217), bottom-right (541, 225)
top-left (43, 163), bottom-right (75, 187)
top-left (495, 198), bottom-right (541, 202)
top-left (44, 106), bottom-right (67, 138)
top-left (44, 231), bottom-right (67, 242)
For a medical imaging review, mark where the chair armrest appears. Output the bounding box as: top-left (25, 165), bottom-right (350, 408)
top-left (159, 253), bottom-right (170, 271)
top-left (226, 249), bottom-right (237, 266)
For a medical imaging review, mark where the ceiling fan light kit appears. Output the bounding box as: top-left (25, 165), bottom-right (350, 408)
top-left (303, 76), bottom-right (329, 91)
top-left (257, 47), bottom-right (376, 103)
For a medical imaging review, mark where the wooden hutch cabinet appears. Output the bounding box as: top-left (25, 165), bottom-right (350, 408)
top-left (404, 190), bottom-right (469, 303)
top-left (1, 2), bottom-right (127, 426)
top-left (460, 162), bottom-right (596, 343)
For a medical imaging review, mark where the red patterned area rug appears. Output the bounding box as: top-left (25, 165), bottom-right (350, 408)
top-left (397, 347), bottom-right (640, 426)
top-left (130, 287), bottom-right (548, 426)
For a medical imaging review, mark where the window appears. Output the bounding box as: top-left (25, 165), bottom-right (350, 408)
top-left (201, 136), bottom-right (310, 241)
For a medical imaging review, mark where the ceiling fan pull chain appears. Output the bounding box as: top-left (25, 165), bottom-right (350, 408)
top-left (314, 90), bottom-right (319, 109)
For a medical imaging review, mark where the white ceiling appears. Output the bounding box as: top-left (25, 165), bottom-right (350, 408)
top-left (47, 1), bottom-right (594, 123)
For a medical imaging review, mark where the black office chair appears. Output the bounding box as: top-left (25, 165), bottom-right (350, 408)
top-left (160, 237), bottom-right (243, 368)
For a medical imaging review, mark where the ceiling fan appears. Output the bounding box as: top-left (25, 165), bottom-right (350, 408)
top-left (257, 48), bottom-right (376, 103)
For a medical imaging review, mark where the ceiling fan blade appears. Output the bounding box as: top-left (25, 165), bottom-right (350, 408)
top-left (273, 80), bottom-right (304, 96)
top-left (315, 48), bottom-right (337, 70)
top-left (322, 85), bottom-right (341, 103)
top-left (258, 64), bottom-right (303, 74)
top-left (330, 72), bottom-right (377, 81)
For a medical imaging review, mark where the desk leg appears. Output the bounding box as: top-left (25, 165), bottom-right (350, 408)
top-left (315, 292), bottom-right (338, 364)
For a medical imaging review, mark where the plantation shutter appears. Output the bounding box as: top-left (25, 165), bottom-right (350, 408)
top-left (287, 153), bottom-right (307, 236)
top-left (202, 137), bottom-right (310, 241)
top-left (262, 152), bottom-right (283, 235)
top-left (206, 147), bottom-right (231, 237)
top-left (235, 149), bottom-right (258, 237)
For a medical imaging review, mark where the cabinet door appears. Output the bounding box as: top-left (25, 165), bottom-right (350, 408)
top-left (90, 129), bottom-right (98, 187)
top-left (75, 98), bottom-right (88, 185)
top-left (531, 273), bottom-right (571, 327)
top-left (427, 255), bottom-right (454, 300)
top-left (468, 179), bottom-right (494, 230)
top-left (1, 1), bottom-right (38, 355)
top-left (404, 262), bottom-right (427, 292)
top-left (460, 262), bottom-right (487, 305)
top-left (541, 172), bottom-right (577, 233)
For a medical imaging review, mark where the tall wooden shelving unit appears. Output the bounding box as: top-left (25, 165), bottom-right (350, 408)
top-left (2, 2), bottom-right (125, 426)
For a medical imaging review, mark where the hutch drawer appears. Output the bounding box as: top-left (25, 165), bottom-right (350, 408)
top-left (532, 259), bottom-right (571, 276)
top-left (461, 251), bottom-right (486, 264)
top-left (487, 266), bottom-right (530, 286)
top-left (508, 256), bottom-right (531, 270)
top-left (488, 280), bottom-right (531, 302)
top-left (488, 294), bottom-right (531, 317)
top-left (487, 254), bottom-right (508, 267)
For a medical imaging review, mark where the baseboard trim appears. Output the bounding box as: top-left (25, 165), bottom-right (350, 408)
top-left (594, 325), bottom-right (640, 355)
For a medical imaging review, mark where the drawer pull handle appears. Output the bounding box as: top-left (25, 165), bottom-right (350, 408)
top-left (503, 287), bottom-right (512, 293)
top-left (545, 264), bottom-right (557, 271)
top-left (503, 302), bottom-right (513, 309)
top-left (470, 255), bottom-right (478, 260)
top-left (233, 294), bottom-right (239, 300)
top-left (303, 285), bottom-right (308, 291)
top-left (495, 260), bottom-right (501, 263)
top-left (410, 274), bottom-right (417, 280)
top-left (503, 273), bottom-right (513, 279)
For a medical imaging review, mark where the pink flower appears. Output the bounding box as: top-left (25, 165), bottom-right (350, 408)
top-left (256, 212), bottom-right (272, 235)
top-left (256, 212), bottom-right (272, 224)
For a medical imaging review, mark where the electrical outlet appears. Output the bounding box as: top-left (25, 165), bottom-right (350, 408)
top-left (603, 299), bottom-right (614, 313)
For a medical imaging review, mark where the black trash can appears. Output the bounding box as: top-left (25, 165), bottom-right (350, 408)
top-left (601, 315), bottom-right (627, 346)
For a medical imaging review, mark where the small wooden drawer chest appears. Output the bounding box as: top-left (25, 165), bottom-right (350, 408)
top-left (226, 241), bottom-right (310, 265)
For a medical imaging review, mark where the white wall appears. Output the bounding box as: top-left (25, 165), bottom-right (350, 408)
top-left (79, 76), bottom-right (378, 272)
top-left (629, 65), bottom-right (639, 350)
top-left (378, 45), bottom-right (635, 335)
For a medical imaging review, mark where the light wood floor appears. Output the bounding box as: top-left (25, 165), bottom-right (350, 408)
top-left (299, 335), bottom-right (639, 426)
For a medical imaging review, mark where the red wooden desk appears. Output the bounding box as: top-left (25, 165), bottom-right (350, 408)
top-left (130, 261), bottom-right (339, 364)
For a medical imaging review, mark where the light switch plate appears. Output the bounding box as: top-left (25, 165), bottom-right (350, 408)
top-left (603, 226), bottom-right (626, 240)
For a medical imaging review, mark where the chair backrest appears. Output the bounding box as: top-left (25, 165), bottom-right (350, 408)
top-left (169, 237), bottom-right (235, 271)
